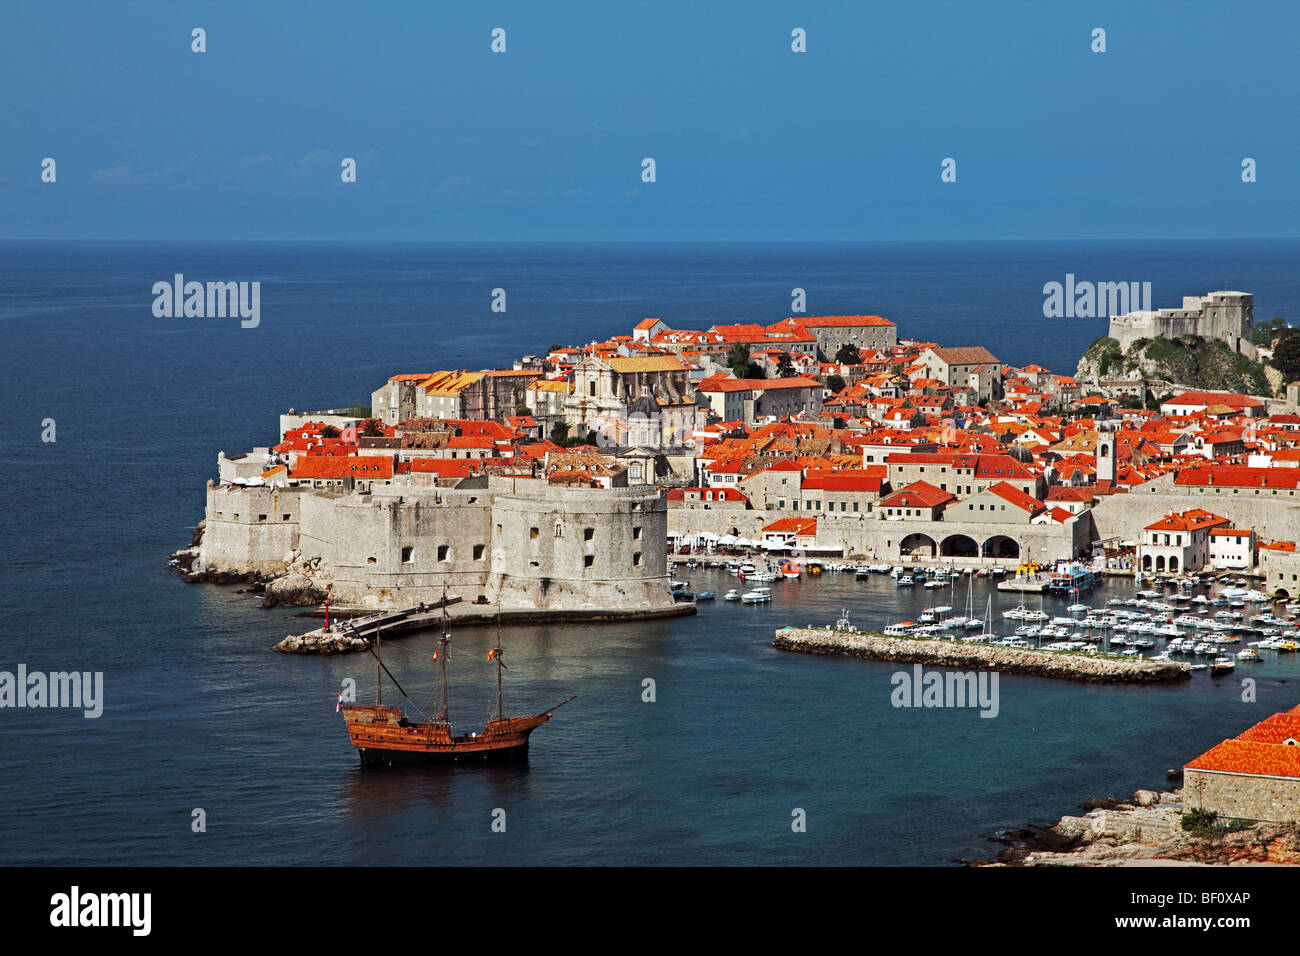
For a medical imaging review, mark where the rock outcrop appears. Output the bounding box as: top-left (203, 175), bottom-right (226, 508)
top-left (975, 789), bottom-right (1300, 866)
top-left (170, 543), bottom-right (332, 607)
top-left (274, 629), bottom-right (367, 655)
top-left (1075, 334), bottom-right (1271, 396)
top-left (262, 569), bottom-right (329, 609)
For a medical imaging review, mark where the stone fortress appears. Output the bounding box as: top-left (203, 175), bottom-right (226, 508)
top-left (1108, 290), bottom-right (1256, 358)
top-left (196, 476), bottom-right (680, 616)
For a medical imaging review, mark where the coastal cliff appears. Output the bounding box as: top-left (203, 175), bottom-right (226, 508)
top-left (772, 627), bottom-right (1191, 683)
top-left (1076, 335), bottom-right (1272, 396)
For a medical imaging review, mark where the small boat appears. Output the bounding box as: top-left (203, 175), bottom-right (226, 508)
top-left (897, 574), bottom-right (915, 587)
top-left (741, 587), bottom-right (772, 604)
top-left (779, 560), bottom-right (802, 579)
top-left (1210, 657), bottom-right (1237, 675)
top-left (1237, 648), bottom-right (1261, 661)
top-left (723, 589), bottom-right (740, 602)
top-left (883, 621), bottom-right (917, 636)
top-left (696, 591), bottom-right (715, 601)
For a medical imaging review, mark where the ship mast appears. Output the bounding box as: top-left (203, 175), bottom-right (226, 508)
top-left (375, 622), bottom-right (382, 707)
top-left (437, 588), bottom-right (450, 721)
top-left (494, 604), bottom-right (505, 722)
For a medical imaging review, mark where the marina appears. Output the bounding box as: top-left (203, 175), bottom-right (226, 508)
top-left (673, 558), bottom-right (1300, 673)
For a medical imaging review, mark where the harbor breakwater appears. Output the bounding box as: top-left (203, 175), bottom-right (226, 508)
top-left (772, 628), bottom-right (1191, 684)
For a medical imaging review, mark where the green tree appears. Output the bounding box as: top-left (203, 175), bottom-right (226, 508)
top-left (515, 403), bottom-right (531, 416)
top-left (776, 351), bottom-right (796, 377)
top-left (825, 373), bottom-right (845, 394)
top-left (726, 343), bottom-right (750, 367)
top-left (320, 425), bottom-right (341, 439)
top-left (549, 421), bottom-right (571, 444)
top-left (1252, 316), bottom-right (1288, 346)
top-left (360, 418), bottom-right (385, 437)
top-left (834, 343), bottom-right (861, 365)
top-left (1272, 329), bottom-right (1300, 381)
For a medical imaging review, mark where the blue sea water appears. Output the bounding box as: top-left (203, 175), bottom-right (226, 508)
top-left (2, 239), bottom-right (1299, 866)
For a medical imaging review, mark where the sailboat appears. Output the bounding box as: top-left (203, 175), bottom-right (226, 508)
top-left (340, 598), bottom-right (574, 766)
top-left (962, 576), bottom-right (983, 629)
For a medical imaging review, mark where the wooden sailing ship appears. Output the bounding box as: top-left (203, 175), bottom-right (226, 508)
top-left (340, 600), bottom-right (573, 766)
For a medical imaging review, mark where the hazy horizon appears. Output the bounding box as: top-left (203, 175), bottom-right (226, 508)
top-left (3, 1), bottom-right (1296, 242)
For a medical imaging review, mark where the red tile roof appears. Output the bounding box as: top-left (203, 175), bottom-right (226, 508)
top-left (789, 314), bottom-right (895, 328)
top-left (1175, 466), bottom-right (1300, 489)
top-left (1143, 509), bottom-right (1231, 533)
top-left (763, 517), bottom-right (818, 535)
top-left (1184, 738), bottom-right (1300, 778)
top-left (880, 480), bottom-right (955, 509)
top-left (800, 469), bottom-right (884, 493)
top-left (698, 375), bottom-right (822, 393)
top-left (983, 481), bottom-right (1044, 514)
top-left (289, 456), bottom-right (394, 479)
top-left (1165, 390), bottom-right (1263, 409)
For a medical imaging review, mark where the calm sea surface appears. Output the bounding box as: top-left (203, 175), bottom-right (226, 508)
top-left (2, 239), bottom-right (1299, 865)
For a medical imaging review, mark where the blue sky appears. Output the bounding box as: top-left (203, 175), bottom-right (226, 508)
top-left (2, 0), bottom-right (1296, 240)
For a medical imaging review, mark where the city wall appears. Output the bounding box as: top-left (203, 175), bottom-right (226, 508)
top-left (1091, 480), bottom-right (1300, 545)
top-left (666, 508), bottom-right (1091, 564)
top-left (198, 478), bottom-right (676, 612)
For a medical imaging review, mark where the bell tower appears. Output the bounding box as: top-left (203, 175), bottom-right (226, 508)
top-left (1096, 421), bottom-right (1115, 485)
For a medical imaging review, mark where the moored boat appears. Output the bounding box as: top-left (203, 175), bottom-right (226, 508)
top-left (340, 603), bottom-right (573, 766)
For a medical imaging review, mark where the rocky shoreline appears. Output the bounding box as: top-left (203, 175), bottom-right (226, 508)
top-left (169, 520), bottom-right (333, 609)
top-left (772, 627), bottom-right (1191, 684)
top-left (970, 788), bottom-right (1300, 866)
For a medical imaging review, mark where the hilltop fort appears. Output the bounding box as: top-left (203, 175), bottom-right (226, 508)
top-left (1108, 290), bottom-right (1255, 358)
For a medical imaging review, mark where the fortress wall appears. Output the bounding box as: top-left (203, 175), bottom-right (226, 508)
top-left (1109, 291), bottom-right (1254, 355)
top-left (666, 507), bottom-right (1088, 563)
top-left (490, 485), bottom-right (674, 611)
top-left (293, 481), bottom-right (675, 611)
top-left (299, 490), bottom-right (494, 608)
top-left (1092, 481), bottom-right (1300, 544)
top-left (199, 483), bottom-right (303, 572)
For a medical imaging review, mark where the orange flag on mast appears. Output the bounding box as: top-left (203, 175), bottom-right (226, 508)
top-left (487, 649), bottom-right (499, 661)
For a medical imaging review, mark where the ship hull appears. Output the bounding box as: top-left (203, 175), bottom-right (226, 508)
top-left (341, 705), bottom-right (552, 767)
top-left (357, 739), bottom-right (530, 766)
